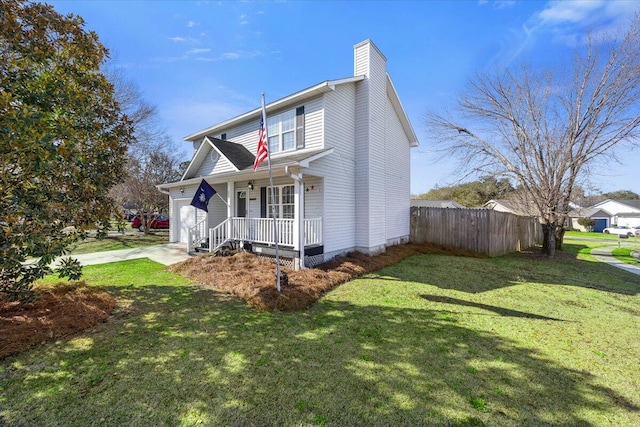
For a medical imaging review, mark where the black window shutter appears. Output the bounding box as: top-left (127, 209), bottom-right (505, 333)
top-left (260, 187), bottom-right (266, 218)
top-left (296, 106), bottom-right (305, 149)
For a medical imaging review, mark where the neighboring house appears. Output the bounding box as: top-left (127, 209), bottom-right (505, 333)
top-left (483, 199), bottom-right (538, 217)
top-left (157, 40), bottom-right (419, 269)
top-left (410, 199), bottom-right (466, 209)
top-left (569, 199), bottom-right (640, 232)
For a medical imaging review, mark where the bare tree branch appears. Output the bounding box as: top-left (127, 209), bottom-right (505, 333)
top-left (425, 15), bottom-right (640, 256)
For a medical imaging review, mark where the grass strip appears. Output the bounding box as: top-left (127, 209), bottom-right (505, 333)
top-left (612, 247), bottom-right (640, 266)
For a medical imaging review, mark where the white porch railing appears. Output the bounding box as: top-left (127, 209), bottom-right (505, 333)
top-left (191, 217), bottom-right (322, 252)
top-left (303, 218), bottom-right (322, 246)
top-left (187, 218), bottom-right (208, 252)
top-left (209, 219), bottom-right (229, 252)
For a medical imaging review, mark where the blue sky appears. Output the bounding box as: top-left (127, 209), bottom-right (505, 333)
top-left (48, 0), bottom-right (640, 196)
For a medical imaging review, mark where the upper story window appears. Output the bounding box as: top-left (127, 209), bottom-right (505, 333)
top-left (267, 109), bottom-right (296, 154)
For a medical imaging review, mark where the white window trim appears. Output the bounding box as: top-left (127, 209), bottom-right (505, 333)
top-left (267, 184), bottom-right (295, 219)
top-left (267, 109), bottom-right (296, 154)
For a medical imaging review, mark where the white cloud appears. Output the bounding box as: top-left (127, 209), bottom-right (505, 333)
top-left (187, 48), bottom-right (211, 55)
top-left (494, 0), bottom-right (516, 9)
top-left (220, 50), bottom-right (260, 60)
top-left (221, 52), bottom-right (240, 60)
top-left (168, 36), bottom-right (188, 42)
top-left (537, 0), bottom-right (605, 25)
top-left (494, 0), bottom-right (640, 64)
top-left (187, 20), bottom-right (199, 28)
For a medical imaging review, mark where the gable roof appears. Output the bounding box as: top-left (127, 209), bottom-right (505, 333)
top-left (184, 76), bottom-right (365, 143)
top-left (483, 199), bottom-right (539, 216)
top-left (183, 74), bottom-right (418, 148)
top-left (569, 207), bottom-right (613, 218)
top-left (386, 74), bottom-right (418, 147)
top-left (208, 138), bottom-right (254, 170)
top-left (582, 199), bottom-right (640, 215)
top-left (611, 199), bottom-right (640, 210)
top-left (182, 136), bottom-right (254, 180)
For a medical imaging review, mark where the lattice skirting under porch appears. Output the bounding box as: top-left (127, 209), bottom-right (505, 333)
top-left (304, 254), bottom-right (325, 268)
top-left (256, 253), bottom-right (325, 269)
top-left (256, 254), bottom-right (295, 269)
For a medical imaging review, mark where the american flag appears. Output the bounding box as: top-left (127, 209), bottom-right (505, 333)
top-left (253, 100), bottom-right (268, 170)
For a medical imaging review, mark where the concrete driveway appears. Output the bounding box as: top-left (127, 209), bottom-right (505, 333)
top-left (54, 243), bottom-right (192, 267)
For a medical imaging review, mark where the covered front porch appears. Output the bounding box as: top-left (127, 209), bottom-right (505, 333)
top-left (160, 145), bottom-right (333, 270)
top-left (187, 216), bottom-right (323, 268)
top-left (182, 166), bottom-right (325, 269)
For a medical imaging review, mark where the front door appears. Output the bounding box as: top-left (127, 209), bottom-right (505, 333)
top-left (236, 190), bottom-right (247, 218)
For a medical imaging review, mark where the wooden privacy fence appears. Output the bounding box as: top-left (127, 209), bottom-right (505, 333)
top-left (410, 207), bottom-right (543, 257)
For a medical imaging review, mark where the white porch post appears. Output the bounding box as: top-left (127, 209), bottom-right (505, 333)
top-left (293, 176), bottom-right (305, 269)
top-left (227, 181), bottom-right (234, 241)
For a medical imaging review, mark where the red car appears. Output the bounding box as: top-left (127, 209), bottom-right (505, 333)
top-left (131, 215), bottom-right (169, 231)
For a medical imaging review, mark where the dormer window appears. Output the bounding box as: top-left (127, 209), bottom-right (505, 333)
top-left (267, 109), bottom-right (296, 154)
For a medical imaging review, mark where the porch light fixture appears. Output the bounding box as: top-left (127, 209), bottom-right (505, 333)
top-left (179, 187), bottom-right (185, 195)
top-left (247, 181), bottom-right (254, 190)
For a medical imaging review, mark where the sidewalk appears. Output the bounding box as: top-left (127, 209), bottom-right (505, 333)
top-left (54, 243), bottom-right (192, 267)
top-left (590, 246), bottom-right (640, 276)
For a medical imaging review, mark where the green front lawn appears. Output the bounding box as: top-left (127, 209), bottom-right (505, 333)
top-left (69, 231), bottom-right (168, 254)
top-left (2, 247), bottom-right (639, 426)
top-left (565, 230), bottom-right (619, 240)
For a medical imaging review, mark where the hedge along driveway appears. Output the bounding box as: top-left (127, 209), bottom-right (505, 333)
top-left (1, 247), bottom-right (640, 426)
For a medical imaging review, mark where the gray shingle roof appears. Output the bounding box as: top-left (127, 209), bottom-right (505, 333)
top-left (410, 199), bottom-right (467, 208)
top-left (208, 137), bottom-right (255, 171)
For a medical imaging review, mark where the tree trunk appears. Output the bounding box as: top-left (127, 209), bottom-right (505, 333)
top-left (541, 223), bottom-right (557, 257)
top-left (555, 227), bottom-right (565, 251)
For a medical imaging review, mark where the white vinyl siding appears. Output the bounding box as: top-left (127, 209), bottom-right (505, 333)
top-left (385, 93), bottom-right (411, 242)
top-left (206, 185), bottom-right (227, 229)
top-left (302, 177), bottom-right (323, 219)
top-left (302, 97), bottom-right (323, 151)
top-left (194, 145), bottom-right (236, 176)
top-left (310, 83), bottom-right (357, 255)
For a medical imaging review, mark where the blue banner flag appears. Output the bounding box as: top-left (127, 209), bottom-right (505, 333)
top-left (190, 179), bottom-right (217, 212)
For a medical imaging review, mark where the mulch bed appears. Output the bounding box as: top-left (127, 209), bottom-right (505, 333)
top-left (169, 242), bottom-right (484, 311)
top-left (0, 282), bottom-right (116, 359)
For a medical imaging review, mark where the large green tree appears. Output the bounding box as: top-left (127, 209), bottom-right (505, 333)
top-left (0, 1), bottom-right (133, 301)
top-left (415, 176), bottom-right (515, 207)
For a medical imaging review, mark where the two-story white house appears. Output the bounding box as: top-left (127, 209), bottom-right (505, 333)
top-left (158, 40), bottom-right (419, 269)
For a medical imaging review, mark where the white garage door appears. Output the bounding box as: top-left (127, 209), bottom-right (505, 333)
top-left (176, 200), bottom-right (197, 243)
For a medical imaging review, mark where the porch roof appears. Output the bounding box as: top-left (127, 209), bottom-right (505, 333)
top-left (158, 148), bottom-right (334, 190)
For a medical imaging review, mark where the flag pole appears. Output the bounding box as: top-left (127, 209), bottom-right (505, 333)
top-left (262, 93), bottom-right (281, 292)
